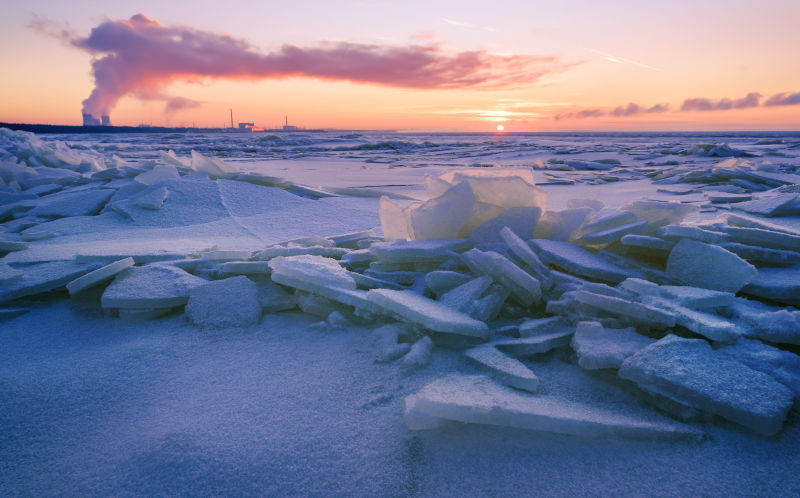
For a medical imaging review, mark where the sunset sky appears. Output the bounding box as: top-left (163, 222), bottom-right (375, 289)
top-left (1, 0), bottom-right (799, 131)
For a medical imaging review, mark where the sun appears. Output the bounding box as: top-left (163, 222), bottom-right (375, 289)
top-left (496, 124), bottom-right (505, 131)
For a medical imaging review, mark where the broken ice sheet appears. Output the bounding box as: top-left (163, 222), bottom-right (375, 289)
top-left (406, 374), bottom-right (699, 439)
top-left (620, 335), bottom-right (794, 436)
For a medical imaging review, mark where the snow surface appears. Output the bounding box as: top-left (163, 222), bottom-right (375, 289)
top-left (3, 128), bottom-right (800, 496)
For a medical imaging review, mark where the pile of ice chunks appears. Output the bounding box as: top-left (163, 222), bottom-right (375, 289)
top-left (2, 126), bottom-right (800, 439)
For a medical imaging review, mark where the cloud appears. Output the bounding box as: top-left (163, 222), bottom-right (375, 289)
top-left (555, 102), bottom-right (669, 120)
top-left (441, 18), bottom-right (497, 32)
top-left (764, 91), bottom-right (800, 106)
top-left (680, 92), bottom-right (761, 111)
top-left (164, 96), bottom-right (203, 114)
top-left (40, 13), bottom-right (571, 118)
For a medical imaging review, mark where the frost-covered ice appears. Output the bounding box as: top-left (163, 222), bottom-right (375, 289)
top-left (620, 335), bottom-right (794, 435)
top-left (3, 128), bottom-right (800, 495)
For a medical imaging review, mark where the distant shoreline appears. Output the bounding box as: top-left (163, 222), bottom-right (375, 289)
top-left (0, 122), bottom-right (326, 134)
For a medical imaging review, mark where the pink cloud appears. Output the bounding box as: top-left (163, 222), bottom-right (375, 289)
top-left (764, 92), bottom-right (800, 106)
top-left (680, 92), bottom-right (761, 111)
top-left (60, 13), bottom-right (573, 117)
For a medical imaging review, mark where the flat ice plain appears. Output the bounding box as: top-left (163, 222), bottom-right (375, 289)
top-left (2, 129), bottom-right (800, 496)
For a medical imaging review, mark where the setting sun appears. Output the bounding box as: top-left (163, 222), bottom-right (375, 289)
top-left (496, 124), bottom-right (504, 131)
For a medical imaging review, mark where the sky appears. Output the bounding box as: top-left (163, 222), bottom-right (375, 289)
top-left (1, 0), bottom-right (798, 131)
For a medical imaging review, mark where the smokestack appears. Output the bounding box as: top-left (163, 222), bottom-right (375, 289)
top-left (82, 113), bottom-right (100, 126)
top-left (101, 115), bottom-right (110, 126)
top-left (230, 109), bottom-right (234, 129)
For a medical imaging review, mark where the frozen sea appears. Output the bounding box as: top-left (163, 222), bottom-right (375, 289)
top-left (2, 129), bottom-right (800, 497)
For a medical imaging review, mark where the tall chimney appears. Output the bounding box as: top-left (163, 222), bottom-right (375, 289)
top-left (230, 109), bottom-right (234, 129)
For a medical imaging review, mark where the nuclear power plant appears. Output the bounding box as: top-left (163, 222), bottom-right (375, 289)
top-left (82, 113), bottom-right (110, 126)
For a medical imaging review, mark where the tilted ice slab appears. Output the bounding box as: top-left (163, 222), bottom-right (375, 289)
top-left (732, 193), bottom-right (798, 217)
top-left (461, 249), bottom-right (542, 306)
top-left (407, 374), bottom-right (700, 439)
top-left (134, 186), bottom-right (169, 210)
top-left (134, 164), bottom-right (180, 186)
top-left (530, 239), bottom-right (636, 284)
top-left (665, 239), bottom-right (757, 292)
top-left (0, 262), bottom-right (24, 285)
top-left (618, 278), bottom-right (735, 309)
top-left (725, 226), bottom-right (800, 252)
top-left (269, 255), bottom-right (356, 292)
top-left (572, 290), bottom-right (676, 329)
top-left (101, 265), bottom-right (207, 309)
top-left (719, 339), bottom-right (800, 409)
top-left (619, 335), bottom-right (794, 436)
top-left (0, 261), bottom-right (100, 303)
top-left (499, 227), bottom-right (553, 289)
top-left (185, 276), bottom-right (262, 328)
top-left (741, 265), bottom-right (800, 307)
top-left (623, 200), bottom-right (699, 229)
top-left (366, 288), bottom-right (489, 339)
top-left (464, 344), bottom-right (540, 392)
top-left (493, 328), bottom-right (574, 357)
top-left (571, 321), bottom-right (656, 370)
top-left (27, 189), bottom-right (113, 218)
top-left (66, 257), bottom-right (135, 295)
top-left (368, 238), bottom-right (468, 263)
top-left (578, 220), bottom-right (648, 246)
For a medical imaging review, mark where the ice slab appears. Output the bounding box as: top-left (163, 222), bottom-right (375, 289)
top-left (571, 321), bottom-right (656, 370)
top-left (530, 239), bottom-right (636, 284)
top-left (620, 233), bottom-right (674, 254)
top-left (572, 290), bottom-right (676, 329)
top-left (0, 261), bottom-right (100, 302)
top-left (0, 262), bottom-right (24, 285)
top-left (369, 238), bottom-right (468, 263)
top-left (269, 255), bottom-right (355, 293)
top-left (370, 324), bottom-right (412, 363)
top-left (500, 227), bottom-right (553, 289)
top-left (400, 336), bottom-right (434, 371)
top-left (134, 164), bottom-right (180, 186)
top-left (518, 316), bottom-right (571, 338)
top-left (725, 227), bottom-right (800, 252)
top-left (533, 208), bottom-right (591, 241)
top-left (468, 206), bottom-right (541, 248)
top-left (408, 374), bottom-right (699, 439)
top-left (134, 186), bottom-right (169, 210)
top-left (624, 200), bottom-right (699, 228)
top-left (462, 249), bottom-right (542, 306)
top-left (719, 339), bottom-right (800, 408)
top-left (494, 328), bottom-right (573, 357)
top-left (578, 220), bottom-right (648, 245)
top-left (619, 278), bottom-right (735, 309)
top-left (424, 271), bottom-right (472, 295)
top-left (666, 239), bottom-right (757, 292)
top-left (742, 265), bottom-right (800, 307)
top-left (464, 344), bottom-right (539, 392)
top-left (101, 265), bottom-right (206, 309)
top-left (620, 335), bottom-right (794, 435)
top-left (28, 189), bottom-right (113, 218)
top-left (185, 276), bottom-right (261, 328)
top-left (219, 261), bottom-right (272, 276)
top-left (581, 210), bottom-right (637, 233)
top-left (190, 150), bottom-right (238, 177)
top-left (66, 257), bottom-right (134, 295)
top-left (403, 395), bottom-right (448, 430)
top-left (439, 276), bottom-right (492, 312)
top-left (654, 225), bottom-right (729, 245)
top-left (733, 194), bottom-right (798, 217)
top-left (252, 278), bottom-right (297, 313)
top-left (720, 242), bottom-right (800, 266)
top-left (408, 181), bottom-right (476, 240)
top-left (642, 296), bottom-right (741, 343)
top-left (366, 288), bottom-right (489, 339)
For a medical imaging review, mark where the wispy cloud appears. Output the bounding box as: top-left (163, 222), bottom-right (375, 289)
top-left (555, 102), bottom-right (669, 120)
top-left (764, 91), bottom-right (800, 106)
top-left (442, 18), bottom-right (498, 32)
top-left (35, 13), bottom-right (576, 118)
top-left (681, 92), bottom-right (761, 111)
top-left (589, 49), bottom-right (662, 72)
